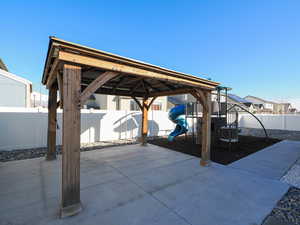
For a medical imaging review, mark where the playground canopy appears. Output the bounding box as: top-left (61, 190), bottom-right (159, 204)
top-left (42, 36), bottom-right (220, 217)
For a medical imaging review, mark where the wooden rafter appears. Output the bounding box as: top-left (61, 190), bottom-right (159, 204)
top-left (141, 80), bottom-right (149, 96)
top-left (130, 80), bottom-right (143, 95)
top-left (122, 77), bottom-right (143, 86)
top-left (157, 80), bottom-right (175, 91)
top-left (95, 87), bottom-right (144, 97)
top-left (143, 80), bottom-right (160, 92)
top-left (148, 88), bottom-right (192, 97)
top-left (112, 75), bottom-right (127, 92)
top-left (80, 71), bottom-right (119, 104)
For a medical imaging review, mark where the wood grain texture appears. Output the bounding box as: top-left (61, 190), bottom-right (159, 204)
top-left (141, 98), bottom-right (148, 146)
top-left (58, 51), bottom-right (216, 90)
top-left (46, 84), bottom-right (57, 160)
top-left (200, 91), bottom-right (212, 166)
top-left (80, 71), bottom-right (119, 104)
top-left (46, 59), bottom-right (59, 88)
top-left (57, 72), bottom-right (63, 108)
top-left (61, 64), bottom-right (82, 212)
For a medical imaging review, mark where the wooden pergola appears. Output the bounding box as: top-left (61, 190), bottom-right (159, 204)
top-left (42, 37), bottom-right (220, 217)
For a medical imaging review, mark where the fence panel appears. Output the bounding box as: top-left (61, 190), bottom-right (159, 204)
top-left (0, 108), bottom-right (176, 151)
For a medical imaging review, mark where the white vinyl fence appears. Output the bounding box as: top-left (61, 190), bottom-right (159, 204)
top-left (239, 114), bottom-right (300, 131)
top-left (0, 108), bottom-right (178, 151)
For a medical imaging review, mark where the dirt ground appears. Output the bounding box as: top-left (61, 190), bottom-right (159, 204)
top-left (149, 135), bottom-right (281, 165)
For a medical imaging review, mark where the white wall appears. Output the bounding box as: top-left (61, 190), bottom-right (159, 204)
top-left (239, 114), bottom-right (300, 131)
top-left (0, 108), bottom-right (177, 151)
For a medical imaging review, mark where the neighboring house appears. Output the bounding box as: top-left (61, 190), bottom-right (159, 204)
top-left (0, 58), bottom-right (8, 71)
top-left (274, 103), bottom-right (292, 114)
top-left (227, 94), bottom-right (257, 113)
top-left (0, 69), bottom-right (32, 107)
top-left (244, 96), bottom-right (294, 114)
top-left (244, 96), bottom-right (275, 113)
top-left (84, 94), bottom-right (168, 111)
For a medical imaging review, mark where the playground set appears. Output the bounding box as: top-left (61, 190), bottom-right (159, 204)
top-left (167, 86), bottom-right (268, 147)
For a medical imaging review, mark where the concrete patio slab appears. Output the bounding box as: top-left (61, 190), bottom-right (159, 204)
top-left (0, 144), bottom-right (290, 225)
top-left (229, 140), bottom-right (300, 180)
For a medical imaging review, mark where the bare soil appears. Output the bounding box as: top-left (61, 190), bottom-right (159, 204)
top-left (149, 135), bottom-right (281, 165)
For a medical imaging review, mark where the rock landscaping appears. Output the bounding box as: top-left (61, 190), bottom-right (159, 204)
top-left (0, 139), bottom-right (138, 162)
top-left (263, 187), bottom-right (300, 225)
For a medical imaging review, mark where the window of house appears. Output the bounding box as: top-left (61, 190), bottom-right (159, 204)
top-left (151, 102), bottom-right (162, 111)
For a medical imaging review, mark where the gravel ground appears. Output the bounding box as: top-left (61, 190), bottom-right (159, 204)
top-left (0, 139), bottom-right (138, 162)
top-left (263, 187), bottom-right (300, 225)
top-left (240, 128), bottom-right (300, 141)
top-left (281, 164), bottom-right (300, 189)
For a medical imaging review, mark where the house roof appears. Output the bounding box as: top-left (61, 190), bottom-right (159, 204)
top-left (228, 94), bottom-right (251, 104)
top-left (0, 68), bottom-right (32, 86)
top-left (0, 58), bottom-right (8, 71)
top-left (42, 37), bottom-right (220, 98)
top-left (244, 95), bottom-right (276, 104)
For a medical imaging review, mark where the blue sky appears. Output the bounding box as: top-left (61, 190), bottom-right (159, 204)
top-left (1, 0), bottom-right (300, 105)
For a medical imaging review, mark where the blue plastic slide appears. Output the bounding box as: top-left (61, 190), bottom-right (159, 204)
top-left (168, 104), bottom-right (189, 141)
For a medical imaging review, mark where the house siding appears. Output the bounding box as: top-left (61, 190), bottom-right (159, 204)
top-left (0, 73), bottom-right (27, 107)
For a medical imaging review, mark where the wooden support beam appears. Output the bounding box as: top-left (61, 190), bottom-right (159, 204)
top-left (143, 80), bottom-right (160, 92)
top-left (141, 80), bottom-right (149, 96)
top-left (112, 75), bottom-right (126, 92)
top-left (146, 97), bottom-right (157, 110)
top-left (130, 80), bottom-right (143, 95)
top-left (95, 87), bottom-right (145, 97)
top-left (131, 96), bottom-right (143, 110)
top-left (58, 51), bottom-right (216, 90)
top-left (80, 71), bottom-right (119, 105)
top-left (46, 84), bottom-right (58, 160)
top-left (57, 72), bottom-right (63, 108)
top-left (200, 91), bottom-right (212, 166)
top-left (141, 98), bottom-right (149, 146)
top-left (190, 89), bottom-right (207, 111)
top-left (46, 59), bottom-right (59, 88)
top-left (61, 64), bottom-right (82, 218)
top-left (148, 88), bottom-right (191, 97)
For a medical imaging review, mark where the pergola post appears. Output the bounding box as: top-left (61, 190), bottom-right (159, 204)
top-left (141, 98), bottom-right (149, 146)
top-left (61, 64), bottom-right (82, 218)
top-left (46, 84), bottom-right (58, 160)
top-left (200, 91), bottom-right (212, 166)
top-left (190, 90), bottom-right (212, 166)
